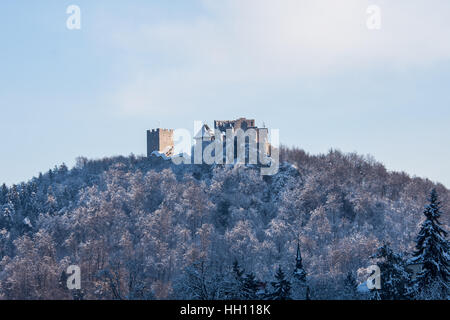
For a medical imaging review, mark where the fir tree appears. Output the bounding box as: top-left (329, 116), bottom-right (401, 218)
top-left (410, 189), bottom-right (449, 299)
top-left (215, 201), bottom-right (230, 230)
top-left (242, 272), bottom-right (259, 300)
top-left (225, 261), bottom-right (260, 300)
top-left (224, 260), bottom-right (245, 299)
top-left (343, 271), bottom-right (359, 300)
top-left (59, 163), bottom-right (69, 175)
top-left (370, 243), bottom-right (412, 300)
top-left (0, 183), bottom-right (8, 205)
top-left (268, 266), bottom-right (291, 300)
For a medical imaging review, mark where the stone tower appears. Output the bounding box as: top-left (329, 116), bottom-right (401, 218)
top-left (147, 128), bottom-right (174, 157)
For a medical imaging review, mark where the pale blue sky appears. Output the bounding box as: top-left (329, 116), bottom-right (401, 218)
top-left (1, 0), bottom-right (449, 187)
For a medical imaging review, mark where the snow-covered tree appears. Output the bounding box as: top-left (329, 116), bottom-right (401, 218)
top-left (267, 266), bottom-right (291, 300)
top-left (0, 148), bottom-right (448, 300)
top-left (370, 243), bottom-right (412, 300)
top-left (0, 184), bottom-right (8, 205)
top-left (222, 260), bottom-right (261, 300)
top-left (410, 189), bottom-right (449, 299)
top-left (223, 260), bottom-right (245, 299)
top-left (242, 272), bottom-right (260, 300)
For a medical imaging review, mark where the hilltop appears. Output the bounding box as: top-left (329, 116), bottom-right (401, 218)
top-left (0, 147), bottom-right (448, 299)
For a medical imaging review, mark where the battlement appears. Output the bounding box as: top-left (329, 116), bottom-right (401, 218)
top-left (149, 128), bottom-right (174, 134)
top-left (147, 118), bottom-right (270, 159)
top-left (214, 118), bottom-right (256, 132)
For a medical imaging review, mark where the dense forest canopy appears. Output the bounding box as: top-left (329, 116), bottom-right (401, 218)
top-left (0, 147), bottom-right (448, 299)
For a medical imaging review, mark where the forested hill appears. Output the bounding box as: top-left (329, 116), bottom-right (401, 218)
top-left (0, 147), bottom-right (448, 299)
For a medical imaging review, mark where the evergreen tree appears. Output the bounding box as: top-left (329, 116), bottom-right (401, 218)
top-left (242, 272), bottom-right (259, 299)
top-left (224, 261), bottom-right (261, 300)
top-left (268, 266), bottom-right (291, 300)
top-left (343, 271), bottom-right (359, 300)
top-left (214, 201), bottom-right (230, 230)
top-left (224, 260), bottom-right (245, 299)
top-left (370, 243), bottom-right (412, 300)
top-left (0, 183), bottom-right (8, 205)
top-left (59, 163), bottom-right (69, 175)
top-left (410, 189), bottom-right (449, 299)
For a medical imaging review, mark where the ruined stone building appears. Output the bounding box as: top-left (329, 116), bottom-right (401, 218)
top-left (213, 118), bottom-right (270, 156)
top-left (147, 118), bottom-right (270, 159)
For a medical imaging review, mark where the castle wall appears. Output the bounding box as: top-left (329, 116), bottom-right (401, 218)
top-left (256, 128), bottom-right (270, 155)
top-left (147, 119), bottom-right (268, 160)
top-left (159, 129), bottom-right (174, 154)
top-left (214, 118), bottom-right (255, 132)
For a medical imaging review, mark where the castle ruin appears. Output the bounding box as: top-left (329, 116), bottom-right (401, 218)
top-left (147, 118), bottom-right (270, 159)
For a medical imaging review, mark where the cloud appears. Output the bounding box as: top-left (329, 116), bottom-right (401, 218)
top-left (101, 0), bottom-right (450, 115)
